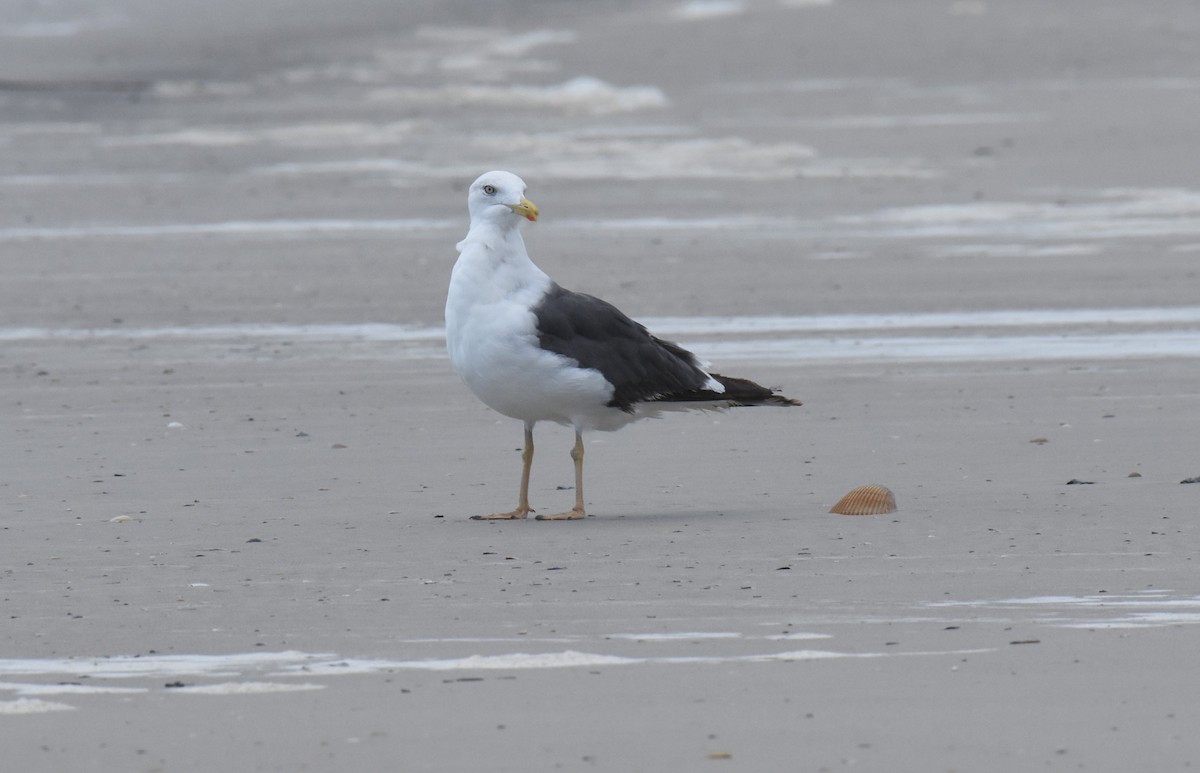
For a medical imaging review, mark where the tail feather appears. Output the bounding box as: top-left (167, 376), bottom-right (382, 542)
top-left (653, 373), bottom-right (801, 407)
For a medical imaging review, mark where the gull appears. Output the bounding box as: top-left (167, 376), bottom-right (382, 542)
top-left (445, 171), bottom-right (800, 520)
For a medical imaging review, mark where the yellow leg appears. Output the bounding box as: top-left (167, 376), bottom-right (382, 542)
top-left (536, 431), bottom-right (586, 521)
top-left (471, 424), bottom-right (534, 520)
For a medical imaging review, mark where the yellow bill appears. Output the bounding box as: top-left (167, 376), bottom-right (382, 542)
top-left (508, 196), bottom-right (539, 222)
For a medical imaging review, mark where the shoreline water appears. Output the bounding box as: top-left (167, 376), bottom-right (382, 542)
top-left (3, 1), bottom-right (1200, 770)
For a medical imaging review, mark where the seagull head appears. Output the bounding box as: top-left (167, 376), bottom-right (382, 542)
top-left (467, 171), bottom-right (539, 225)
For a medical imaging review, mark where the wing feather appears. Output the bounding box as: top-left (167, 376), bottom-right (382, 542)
top-left (533, 284), bottom-right (711, 412)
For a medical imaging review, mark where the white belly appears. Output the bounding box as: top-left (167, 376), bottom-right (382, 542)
top-left (446, 279), bottom-right (618, 429)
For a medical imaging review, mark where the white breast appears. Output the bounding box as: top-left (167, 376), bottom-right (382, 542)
top-left (446, 241), bottom-right (616, 428)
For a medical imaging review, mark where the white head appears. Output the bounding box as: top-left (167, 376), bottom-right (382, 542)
top-left (467, 170), bottom-right (539, 226)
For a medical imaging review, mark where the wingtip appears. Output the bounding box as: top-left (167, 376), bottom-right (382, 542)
top-left (708, 373), bottom-right (801, 407)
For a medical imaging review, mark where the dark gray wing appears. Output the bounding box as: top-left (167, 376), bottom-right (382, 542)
top-left (533, 283), bottom-right (713, 412)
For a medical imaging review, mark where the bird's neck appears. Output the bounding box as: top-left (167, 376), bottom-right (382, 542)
top-left (458, 220), bottom-right (525, 255)
top-left (452, 221), bottom-right (550, 300)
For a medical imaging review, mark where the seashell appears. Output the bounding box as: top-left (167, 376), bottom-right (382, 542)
top-left (830, 484), bottom-right (897, 515)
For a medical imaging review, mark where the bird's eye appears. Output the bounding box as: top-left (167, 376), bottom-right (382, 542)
top-left (482, 184), bottom-right (497, 195)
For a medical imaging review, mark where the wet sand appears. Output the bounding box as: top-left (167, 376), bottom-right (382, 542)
top-left (3, 1), bottom-right (1200, 771)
